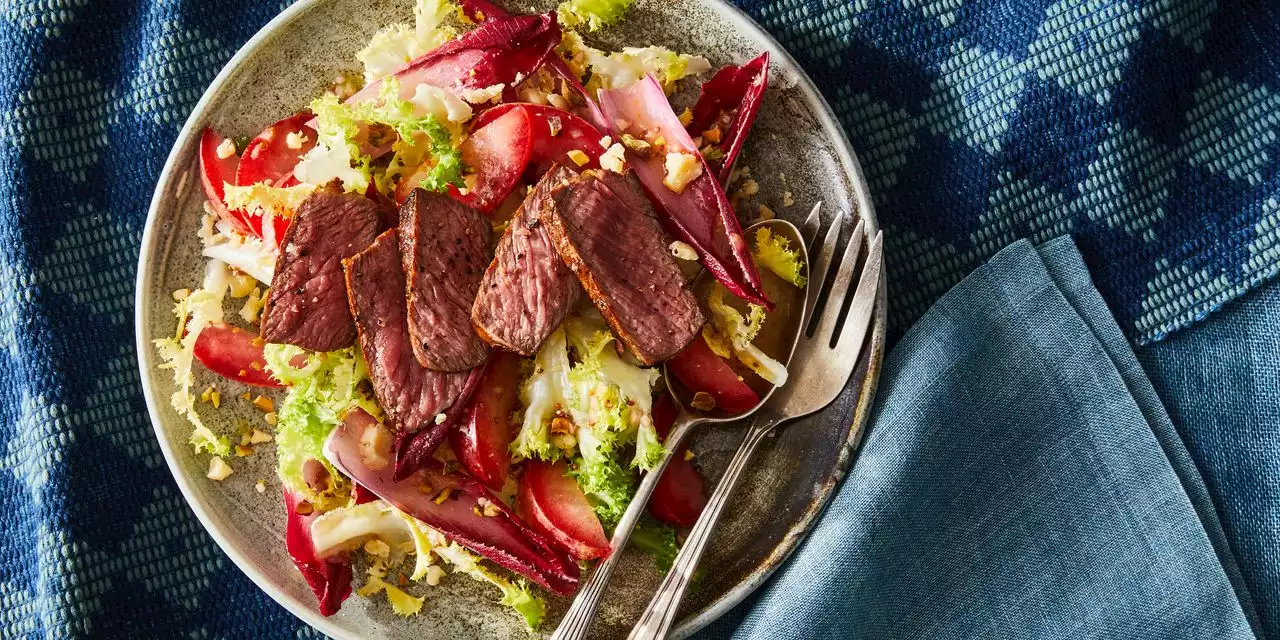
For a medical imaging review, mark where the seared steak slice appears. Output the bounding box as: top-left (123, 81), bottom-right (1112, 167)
top-left (538, 170), bottom-right (705, 365)
top-left (261, 187), bottom-right (382, 351)
top-left (471, 166), bottom-right (582, 356)
top-left (344, 231), bottom-right (474, 436)
top-left (398, 189), bottom-right (493, 372)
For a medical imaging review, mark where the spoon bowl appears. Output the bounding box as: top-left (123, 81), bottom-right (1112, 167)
top-left (550, 214), bottom-right (813, 640)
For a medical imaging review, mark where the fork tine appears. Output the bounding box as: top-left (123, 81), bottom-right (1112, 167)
top-left (804, 215), bottom-right (851, 336)
top-left (833, 230), bottom-right (882, 354)
top-left (800, 202), bottom-right (822, 249)
top-left (811, 221), bottom-right (866, 345)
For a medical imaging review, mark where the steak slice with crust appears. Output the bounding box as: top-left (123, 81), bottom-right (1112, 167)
top-left (538, 169), bottom-right (705, 365)
top-left (471, 165), bottom-right (582, 356)
top-left (399, 189), bottom-right (492, 372)
top-left (261, 186), bottom-right (382, 351)
top-left (344, 230), bottom-right (475, 440)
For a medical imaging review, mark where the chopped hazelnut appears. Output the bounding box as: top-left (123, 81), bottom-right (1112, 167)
top-left (206, 457), bottom-right (233, 481)
top-left (691, 392), bottom-right (716, 411)
top-left (359, 423), bottom-right (394, 471)
top-left (252, 395), bottom-right (274, 412)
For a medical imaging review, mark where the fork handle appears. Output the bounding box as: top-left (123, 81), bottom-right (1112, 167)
top-left (627, 414), bottom-right (782, 640)
top-left (551, 413), bottom-right (702, 640)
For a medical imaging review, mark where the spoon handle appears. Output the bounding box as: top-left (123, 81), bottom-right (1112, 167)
top-left (550, 413), bottom-right (702, 640)
top-left (627, 413), bottom-right (782, 640)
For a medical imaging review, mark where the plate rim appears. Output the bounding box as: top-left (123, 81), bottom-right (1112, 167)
top-left (133, 2), bottom-right (887, 638)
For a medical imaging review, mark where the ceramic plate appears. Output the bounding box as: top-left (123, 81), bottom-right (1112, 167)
top-left (135, 1), bottom-right (886, 637)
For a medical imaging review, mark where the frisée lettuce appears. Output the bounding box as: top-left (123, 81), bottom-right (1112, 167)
top-left (152, 260), bottom-right (232, 457)
top-left (557, 0), bottom-right (633, 32)
top-left (264, 344), bottom-right (380, 509)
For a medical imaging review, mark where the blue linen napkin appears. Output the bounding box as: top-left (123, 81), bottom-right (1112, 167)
top-left (703, 237), bottom-right (1258, 639)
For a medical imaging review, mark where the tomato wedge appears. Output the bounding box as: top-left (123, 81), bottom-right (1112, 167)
top-left (233, 113), bottom-right (317, 241)
top-left (198, 127), bottom-right (249, 233)
top-left (517, 460), bottom-right (611, 560)
top-left (192, 323), bottom-right (283, 388)
top-left (447, 107), bottom-right (533, 212)
top-left (450, 351), bottom-right (524, 491)
top-left (473, 103), bottom-right (605, 176)
top-left (235, 113), bottom-right (316, 188)
top-left (649, 392), bottom-right (708, 528)
top-left (666, 334), bottom-right (759, 415)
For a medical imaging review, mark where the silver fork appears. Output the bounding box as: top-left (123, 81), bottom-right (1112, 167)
top-left (626, 213), bottom-right (884, 640)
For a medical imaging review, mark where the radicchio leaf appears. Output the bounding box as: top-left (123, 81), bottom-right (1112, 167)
top-left (325, 410), bottom-right (580, 594)
top-left (285, 488), bottom-right (353, 616)
top-left (348, 13), bottom-right (562, 106)
top-left (597, 74), bottom-right (769, 307)
top-left (687, 52), bottom-right (769, 184)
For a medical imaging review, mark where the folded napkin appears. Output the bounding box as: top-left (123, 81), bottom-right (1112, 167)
top-left (702, 237), bottom-right (1257, 639)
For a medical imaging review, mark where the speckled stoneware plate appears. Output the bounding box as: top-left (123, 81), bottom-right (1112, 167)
top-left (135, 1), bottom-right (886, 638)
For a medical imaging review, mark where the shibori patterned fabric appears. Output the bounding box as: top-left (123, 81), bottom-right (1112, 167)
top-left (0, 0), bottom-right (1277, 638)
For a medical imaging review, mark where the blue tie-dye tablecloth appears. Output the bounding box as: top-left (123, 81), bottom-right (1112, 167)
top-left (1, 0), bottom-right (1277, 637)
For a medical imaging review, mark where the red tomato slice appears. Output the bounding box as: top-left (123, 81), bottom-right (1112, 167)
top-left (198, 127), bottom-right (251, 233)
top-left (192, 323), bottom-right (283, 388)
top-left (448, 107), bottom-right (533, 213)
top-left (666, 335), bottom-right (760, 415)
top-left (649, 392), bottom-right (708, 527)
top-left (234, 113), bottom-right (317, 241)
top-left (517, 460), bottom-right (611, 560)
top-left (450, 351), bottom-right (524, 491)
top-left (472, 103), bottom-right (605, 176)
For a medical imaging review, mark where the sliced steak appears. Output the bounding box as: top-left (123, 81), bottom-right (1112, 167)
top-left (471, 165), bottom-right (582, 356)
top-left (538, 169), bottom-right (705, 365)
top-left (398, 189), bottom-right (492, 372)
top-left (344, 230), bottom-right (475, 438)
top-left (261, 187), bottom-right (383, 351)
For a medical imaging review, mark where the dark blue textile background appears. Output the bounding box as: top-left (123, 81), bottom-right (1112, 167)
top-left (0, 0), bottom-right (1277, 638)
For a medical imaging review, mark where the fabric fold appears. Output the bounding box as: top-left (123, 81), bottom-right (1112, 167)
top-left (708, 238), bottom-right (1255, 640)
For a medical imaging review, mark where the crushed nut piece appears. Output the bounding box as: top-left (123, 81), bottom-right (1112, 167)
top-left (782, 191), bottom-right (795, 207)
top-left (295, 500), bottom-right (314, 516)
top-left (206, 457), bottom-right (233, 481)
top-left (235, 444), bottom-right (254, 457)
top-left (599, 136), bottom-right (613, 149)
top-left (425, 565), bottom-right (446, 586)
top-left (691, 391), bottom-right (717, 411)
top-left (566, 149), bottom-right (590, 167)
top-left (364, 539), bottom-right (391, 557)
top-left (434, 488), bottom-right (453, 504)
top-left (550, 416), bottom-right (575, 434)
top-left (215, 138), bottom-right (236, 160)
top-left (684, 449), bottom-right (696, 461)
top-left (677, 108), bottom-right (693, 127)
top-left (285, 131), bottom-right (308, 150)
top-left (255, 480), bottom-right (266, 493)
top-left (263, 411), bottom-right (278, 427)
top-left (434, 413), bottom-right (447, 425)
top-left (702, 126), bottom-right (722, 143)
top-left (757, 204), bottom-right (776, 221)
top-left (172, 288), bottom-right (191, 302)
top-left (252, 395), bottom-right (274, 412)
top-left (547, 116), bottom-right (562, 137)
top-left (249, 429), bottom-right (273, 444)
top-left (670, 240), bottom-right (698, 261)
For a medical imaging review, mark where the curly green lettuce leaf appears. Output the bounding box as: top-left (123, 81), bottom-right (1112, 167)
top-left (356, 0), bottom-right (458, 83)
top-left (753, 227), bottom-right (807, 287)
top-left (152, 260), bottom-right (231, 457)
top-left (564, 315), bottom-right (663, 471)
top-left (514, 327), bottom-right (572, 462)
top-left (358, 558), bottom-right (426, 617)
top-left (563, 31), bottom-right (710, 92)
top-left (557, 0), bottom-right (633, 32)
top-left (295, 93), bottom-right (373, 192)
top-left (360, 80), bottom-right (467, 196)
top-left (704, 284), bottom-right (788, 386)
top-left (630, 518), bottom-right (679, 571)
top-left (265, 344), bottom-right (378, 508)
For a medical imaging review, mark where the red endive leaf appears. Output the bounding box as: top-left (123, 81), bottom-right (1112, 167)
top-left (687, 52), bottom-right (769, 184)
top-left (597, 74), bottom-right (769, 307)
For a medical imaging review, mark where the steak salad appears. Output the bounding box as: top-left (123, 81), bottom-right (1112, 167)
top-left (154, 0), bottom-right (807, 628)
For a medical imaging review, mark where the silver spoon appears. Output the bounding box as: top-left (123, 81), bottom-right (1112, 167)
top-left (550, 207), bottom-right (820, 640)
top-left (627, 210), bottom-right (883, 640)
